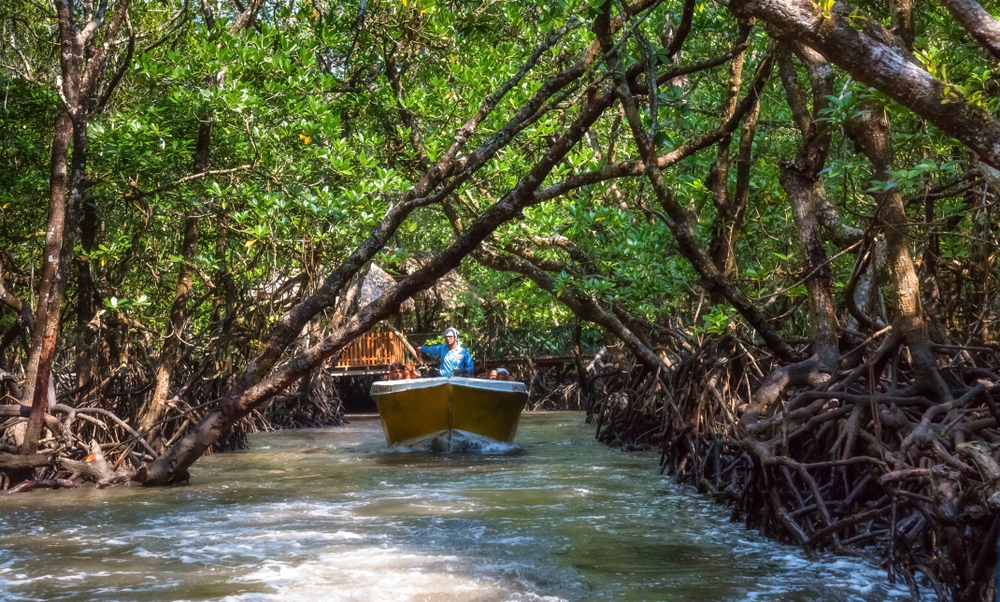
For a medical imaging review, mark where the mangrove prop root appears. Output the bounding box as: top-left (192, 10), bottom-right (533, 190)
top-left (0, 358), bottom-right (347, 489)
top-left (585, 336), bottom-right (1000, 602)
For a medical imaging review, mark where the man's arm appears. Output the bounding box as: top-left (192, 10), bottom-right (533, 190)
top-left (419, 344), bottom-right (443, 357)
top-left (460, 350), bottom-right (475, 375)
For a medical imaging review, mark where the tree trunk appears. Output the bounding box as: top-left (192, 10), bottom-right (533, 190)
top-left (780, 169), bottom-right (838, 370)
top-left (212, 212), bottom-right (236, 374)
top-left (920, 182), bottom-right (949, 344)
top-left (75, 198), bottom-right (98, 389)
top-left (889, 0), bottom-right (915, 51)
top-left (847, 106), bottom-right (951, 399)
top-left (137, 119), bottom-right (211, 447)
top-left (706, 20), bottom-right (751, 279)
top-left (17, 0), bottom-right (132, 460)
top-left (16, 109), bottom-right (72, 453)
top-left (777, 44), bottom-right (838, 372)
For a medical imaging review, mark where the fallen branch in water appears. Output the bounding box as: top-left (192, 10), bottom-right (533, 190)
top-left (9, 478), bottom-right (80, 493)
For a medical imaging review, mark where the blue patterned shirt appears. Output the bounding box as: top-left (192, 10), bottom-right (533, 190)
top-left (419, 343), bottom-right (475, 377)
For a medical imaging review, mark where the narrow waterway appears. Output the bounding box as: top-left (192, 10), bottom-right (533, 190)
top-left (1, 413), bottom-right (912, 602)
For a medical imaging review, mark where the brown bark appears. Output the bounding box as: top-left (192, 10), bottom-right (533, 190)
top-left (847, 107), bottom-right (951, 400)
top-left (729, 0), bottom-right (1000, 170)
top-left (844, 235), bottom-right (886, 335)
top-left (920, 184), bottom-right (948, 344)
top-left (665, 0), bottom-right (696, 58)
top-left (942, 0), bottom-right (1000, 61)
top-left (212, 212), bottom-right (236, 373)
top-left (0, 452), bottom-right (55, 471)
top-left (708, 96), bottom-right (759, 280)
top-left (739, 44), bottom-right (843, 425)
top-left (19, 0), bottom-right (133, 458)
top-left (0, 402), bottom-right (66, 438)
top-left (777, 50), bottom-right (810, 137)
top-left (228, 0), bottom-right (263, 34)
top-left (972, 182), bottom-right (994, 341)
top-left (778, 46), bottom-right (862, 248)
top-left (18, 109), bottom-right (73, 453)
top-left (781, 164), bottom-right (839, 369)
top-left (889, 0), bottom-right (915, 51)
top-left (57, 439), bottom-right (130, 486)
top-left (75, 199), bottom-right (98, 389)
top-left (707, 22), bottom-right (748, 220)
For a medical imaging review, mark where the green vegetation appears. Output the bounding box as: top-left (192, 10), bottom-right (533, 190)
top-left (2, 0), bottom-right (1000, 598)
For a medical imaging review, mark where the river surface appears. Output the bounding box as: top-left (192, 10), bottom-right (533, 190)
top-left (0, 412), bottom-right (913, 602)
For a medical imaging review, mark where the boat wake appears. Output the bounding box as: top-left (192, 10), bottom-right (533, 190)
top-left (388, 430), bottom-right (522, 454)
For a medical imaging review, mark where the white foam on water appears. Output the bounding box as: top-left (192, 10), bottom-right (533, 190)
top-left (243, 530), bottom-right (358, 542)
top-left (224, 546), bottom-right (568, 602)
top-left (385, 431), bottom-right (523, 455)
top-left (0, 415), bottom-right (938, 602)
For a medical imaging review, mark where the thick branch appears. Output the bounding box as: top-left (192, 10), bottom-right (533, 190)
top-left (942, 0), bottom-right (1000, 61)
top-left (730, 0), bottom-right (1000, 169)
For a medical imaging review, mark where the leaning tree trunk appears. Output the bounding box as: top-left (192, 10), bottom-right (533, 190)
top-left (729, 0), bottom-right (1000, 170)
top-left (941, 0), bottom-right (1000, 61)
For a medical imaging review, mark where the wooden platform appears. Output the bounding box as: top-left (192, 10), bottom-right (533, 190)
top-left (335, 331), bottom-right (405, 369)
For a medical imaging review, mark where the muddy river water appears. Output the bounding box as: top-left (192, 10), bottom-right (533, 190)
top-left (0, 412), bottom-right (913, 601)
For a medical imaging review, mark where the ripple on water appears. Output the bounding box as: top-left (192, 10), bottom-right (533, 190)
top-left (0, 413), bottom-right (926, 602)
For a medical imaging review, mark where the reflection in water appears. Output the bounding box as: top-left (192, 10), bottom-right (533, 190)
top-left (0, 413), bottom-right (912, 602)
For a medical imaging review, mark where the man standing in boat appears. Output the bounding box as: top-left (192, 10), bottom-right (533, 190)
top-left (419, 327), bottom-right (475, 377)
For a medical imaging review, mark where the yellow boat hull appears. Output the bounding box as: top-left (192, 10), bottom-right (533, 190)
top-left (370, 377), bottom-right (528, 447)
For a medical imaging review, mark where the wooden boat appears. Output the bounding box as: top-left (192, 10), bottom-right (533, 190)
top-left (369, 377), bottom-right (529, 448)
